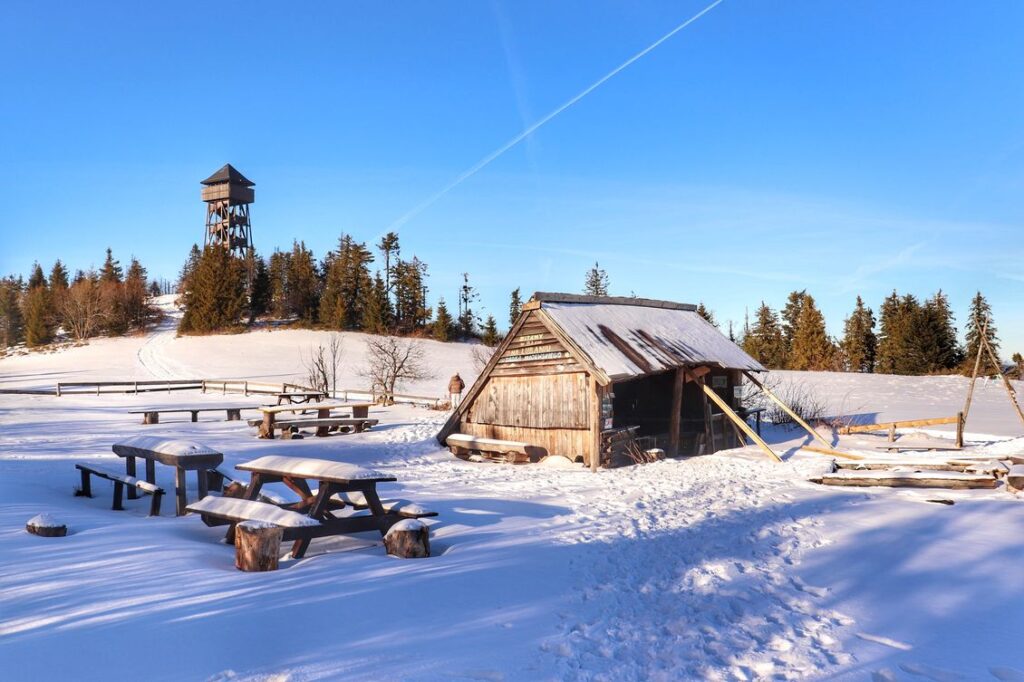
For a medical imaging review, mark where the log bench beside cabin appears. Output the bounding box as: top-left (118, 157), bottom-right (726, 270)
top-left (438, 293), bottom-right (777, 469)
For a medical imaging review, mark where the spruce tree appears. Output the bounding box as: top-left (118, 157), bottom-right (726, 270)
top-left (247, 253), bottom-right (271, 321)
top-left (788, 294), bottom-right (833, 370)
top-left (458, 272), bottom-right (479, 338)
top-left (583, 262), bottom-right (609, 296)
top-left (695, 302), bottom-right (717, 327)
top-left (433, 298), bottom-right (454, 342)
top-left (963, 291), bottom-right (1000, 376)
top-left (319, 235), bottom-right (374, 329)
top-left (1012, 352), bottom-right (1023, 380)
top-left (286, 241), bottom-right (319, 323)
top-left (920, 290), bottom-right (962, 372)
top-left (0, 276), bottom-right (25, 347)
top-left (377, 232), bottom-right (400, 299)
top-left (48, 260), bottom-right (69, 291)
top-left (840, 296), bottom-right (877, 372)
top-left (361, 272), bottom-right (391, 334)
top-left (178, 246), bottom-right (247, 333)
top-left (100, 248), bottom-right (123, 284)
top-left (27, 262), bottom-right (46, 289)
top-left (482, 315), bottom-right (500, 347)
top-left (177, 244), bottom-right (202, 294)
top-left (123, 258), bottom-right (150, 329)
top-left (781, 290), bottom-right (807, 356)
top-left (509, 288), bottom-right (523, 327)
top-left (22, 276), bottom-right (53, 348)
top-left (742, 302), bottom-right (786, 368)
top-left (267, 250), bottom-right (291, 319)
top-left (393, 257), bottom-right (429, 333)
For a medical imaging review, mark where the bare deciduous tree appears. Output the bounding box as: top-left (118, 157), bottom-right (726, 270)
top-left (62, 279), bottom-right (105, 341)
top-left (470, 344), bottom-right (494, 374)
top-left (303, 333), bottom-right (344, 397)
top-left (360, 336), bottom-right (433, 405)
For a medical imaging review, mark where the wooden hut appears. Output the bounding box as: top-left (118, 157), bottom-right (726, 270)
top-left (437, 293), bottom-right (772, 469)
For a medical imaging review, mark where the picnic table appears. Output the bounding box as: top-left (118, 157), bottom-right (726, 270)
top-left (129, 405), bottom-right (261, 424)
top-left (188, 455), bottom-right (435, 558)
top-left (256, 402), bottom-right (374, 438)
top-left (273, 391), bottom-right (327, 405)
top-left (112, 436), bottom-right (224, 516)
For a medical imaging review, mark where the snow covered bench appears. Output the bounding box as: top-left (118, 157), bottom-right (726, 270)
top-left (446, 434), bottom-right (545, 463)
top-left (75, 463), bottom-right (165, 516)
top-left (129, 405), bottom-right (260, 424)
top-left (255, 403), bottom-right (373, 438)
top-left (188, 495), bottom-right (322, 529)
top-left (331, 490), bottom-right (437, 519)
top-left (247, 417), bottom-right (378, 438)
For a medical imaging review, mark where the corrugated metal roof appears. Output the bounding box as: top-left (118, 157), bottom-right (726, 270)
top-left (542, 301), bottom-right (764, 380)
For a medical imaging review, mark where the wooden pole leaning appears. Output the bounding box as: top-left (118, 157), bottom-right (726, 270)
top-left (980, 332), bottom-right (1024, 427)
top-left (962, 338), bottom-right (984, 425)
top-left (742, 370), bottom-right (832, 450)
top-left (695, 377), bottom-right (781, 463)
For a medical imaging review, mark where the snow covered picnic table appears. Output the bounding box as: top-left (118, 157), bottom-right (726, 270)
top-left (188, 455), bottom-right (434, 559)
top-left (111, 436), bottom-right (224, 516)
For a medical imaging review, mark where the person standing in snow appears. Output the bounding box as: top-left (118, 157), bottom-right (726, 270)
top-left (448, 372), bottom-right (465, 409)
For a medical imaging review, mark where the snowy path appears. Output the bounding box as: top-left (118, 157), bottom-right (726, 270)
top-left (135, 297), bottom-right (194, 380)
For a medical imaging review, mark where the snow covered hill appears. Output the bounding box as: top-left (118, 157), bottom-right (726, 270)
top-left (1, 312), bottom-right (1023, 681)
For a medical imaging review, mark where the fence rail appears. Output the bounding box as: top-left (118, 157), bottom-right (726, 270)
top-left (0, 378), bottom-right (443, 407)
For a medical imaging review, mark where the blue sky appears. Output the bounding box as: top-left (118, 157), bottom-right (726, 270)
top-left (1, 1), bottom-right (1022, 353)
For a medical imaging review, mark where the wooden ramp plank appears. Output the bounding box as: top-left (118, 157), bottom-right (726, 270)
top-left (816, 470), bottom-right (997, 490)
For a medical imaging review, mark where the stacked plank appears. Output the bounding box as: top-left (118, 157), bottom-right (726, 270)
top-left (812, 453), bottom-right (1024, 493)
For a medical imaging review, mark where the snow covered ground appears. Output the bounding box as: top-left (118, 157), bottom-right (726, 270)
top-left (1, 304), bottom-right (1023, 681)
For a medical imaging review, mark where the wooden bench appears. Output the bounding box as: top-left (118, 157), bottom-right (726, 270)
top-left (254, 403), bottom-right (375, 438)
top-left (129, 406), bottom-right (260, 424)
top-left (75, 463), bottom-right (165, 516)
top-left (331, 490), bottom-right (437, 519)
top-left (188, 496), bottom-right (322, 532)
top-left (446, 434), bottom-right (545, 463)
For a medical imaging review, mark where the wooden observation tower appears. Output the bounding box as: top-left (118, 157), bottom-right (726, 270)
top-left (201, 164), bottom-right (254, 256)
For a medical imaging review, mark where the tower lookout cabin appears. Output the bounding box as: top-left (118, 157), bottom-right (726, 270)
top-left (201, 164), bottom-right (254, 256)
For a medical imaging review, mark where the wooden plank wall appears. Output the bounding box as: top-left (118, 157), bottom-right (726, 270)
top-left (462, 310), bottom-right (592, 460)
top-left (460, 422), bottom-right (590, 460)
top-left (468, 373), bottom-right (588, 428)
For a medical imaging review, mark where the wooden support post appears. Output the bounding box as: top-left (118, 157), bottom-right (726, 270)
top-left (174, 468), bottom-right (187, 516)
top-left (125, 456), bottom-right (137, 500)
top-left (589, 376), bottom-right (602, 472)
top-left (699, 382), bottom-right (782, 462)
top-left (888, 424), bottom-right (896, 442)
top-left (56, 382), bottom-right (61, 397)
top-left (669, 368), bottom-right (684, 456)
top-left (692, 375), bottom-right (713, 453)
top-left (980, 332), bottom-right (1024, 427)
top-left (800, 445), bottom-right (865, 461)
top-left (742, 371), bottom-right (832, 449)
top-left (956, 411), bottom-right (964, 449)
top-left (962, 336), bottom-right (984, 423)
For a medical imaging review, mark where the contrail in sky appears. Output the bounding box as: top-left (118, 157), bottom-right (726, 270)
top-left (385, 0), bottom-right (726, 232)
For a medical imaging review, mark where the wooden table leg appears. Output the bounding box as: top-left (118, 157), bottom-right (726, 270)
top-left (291, 481), bottom-right (333, 559)
top-left (352, 405), bottom-right (368, 419)
top-left (125, 456), bottom-right (138, 500)
top-left (145, 460), bottom-right (156, 485)
top-left (191, 411), bottom-right (199, 422)
top-left (197, 468), bottom-right (208, 499)
top-left (361, 485), bottom-right (392, 535)
top-left (175, 467), bottom-right (187, 516)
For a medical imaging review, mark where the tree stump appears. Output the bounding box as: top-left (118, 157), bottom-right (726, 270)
top-left (226, 409), bottom-right (241, 421)
top-left (143, 411), bottom-right (159, 425)
top-left (383, 519), bottom-right (430, 559)
top-left (26, 513), bottom-right (67, 537)
top-left (235, 521), bottom-right (283, 572)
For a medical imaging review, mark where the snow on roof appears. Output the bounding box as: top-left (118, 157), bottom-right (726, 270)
top-left (541, 300), bottom-right (764, 380)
